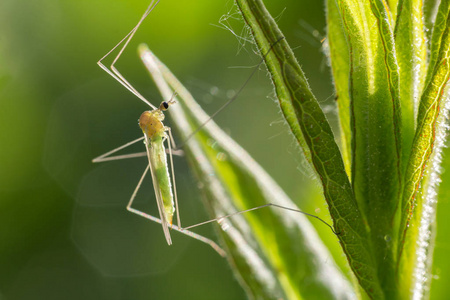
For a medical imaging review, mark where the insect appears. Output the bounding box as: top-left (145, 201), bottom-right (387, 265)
top-left (93, 0), bottom-right (336, 257)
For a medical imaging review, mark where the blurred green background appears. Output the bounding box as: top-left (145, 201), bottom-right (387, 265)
top-left (1, 0), bottom-right (450, 299)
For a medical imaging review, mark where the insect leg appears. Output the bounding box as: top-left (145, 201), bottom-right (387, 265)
top-left (165, 129), bottom-right (181, 229)
top-left (93, 136), bottom-right (145, 163)
top-left (127, 164), bottom-right (225, 256)
top-left (182, 203), bottom-right (338, 235)
top-left (98, 0), bottom-right (160, 109)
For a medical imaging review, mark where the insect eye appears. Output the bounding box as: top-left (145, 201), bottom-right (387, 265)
top-left (160, 101), bottom-right (169, 110)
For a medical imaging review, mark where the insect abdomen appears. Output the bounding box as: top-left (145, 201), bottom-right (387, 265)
top-left (149, 135), bottom-right (175, 225)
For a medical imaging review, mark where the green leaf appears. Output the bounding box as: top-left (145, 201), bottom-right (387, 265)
top-left (387, 0), bottom-right (399, 22)
top-left (326, 0), bottom-right (352, 176)
top-left (430, 124), bottom-right (450, 298)
top-left (235, 0), bottom-right (383, 298)
top-left (331, 0), bottom-right (404, 296)
top-left (423, 0), bottom-right (442, 39)
top-left (398, 2), bottom-right (450, 296)
top-left (405, 92), bottom-right (449, 298)
top-left (424, 0), bottom-right (450, 88)
top-left (138, 45), bottom-right (355, 300)
top-left (395, 0), bottom-right (427, 171)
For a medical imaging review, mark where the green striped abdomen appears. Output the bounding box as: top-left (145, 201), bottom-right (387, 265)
top-left (149, 134), bottom-right (175, 225)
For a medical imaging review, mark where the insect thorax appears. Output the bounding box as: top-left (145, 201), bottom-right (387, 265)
top-left (139, 110), bottom-right (165, 139)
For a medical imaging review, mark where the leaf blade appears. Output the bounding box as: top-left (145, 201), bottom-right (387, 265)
top-left (334, 0), bottom-right (405, 296)
top-left (398, 2), bottom-right (450, 295)
top-left (326, 0), bottom-right (352, 176)
top-left (235, 0), bottom-right (382, 298)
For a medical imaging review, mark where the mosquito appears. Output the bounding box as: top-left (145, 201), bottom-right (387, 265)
top-left (93, 0), bottom-right (336, 257)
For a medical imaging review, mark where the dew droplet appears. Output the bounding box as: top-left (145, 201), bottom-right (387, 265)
top-left (216, 152), bottom-right (227, 161)
top-left (210, 86), bottom-right (219, 95)
top-left (226, 89), bottom-right (236, 99)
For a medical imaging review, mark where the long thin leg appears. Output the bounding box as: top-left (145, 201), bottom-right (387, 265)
top-left (129, 206), bottom-right (226, 257)
top-left (93, 152), bottom-right (148, 163)
top-left (182, 203), bottom-right (338, 235)
top-left (126, 164), bottom-right (225, 256)
top-left (128, 161), bottom-right (171, 245)
top-left (166, 126), bottom-right (178, 151)
top-left (167, 148), bottom-right (184, 156)
top-left (92, 136), bottom-right (145, 163)
top-left (126, 165), bottom-right (150, 213)
top-left (109, 1), bottom-right (159, 80)
top-left (165, 129), bottom-right (181, 229)
top-left (166, 127), bottom-right (183, 228)
top-left (98, 0), bottom-right (160, 109)
top-left (93, 149), bottom-right (183, 163)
